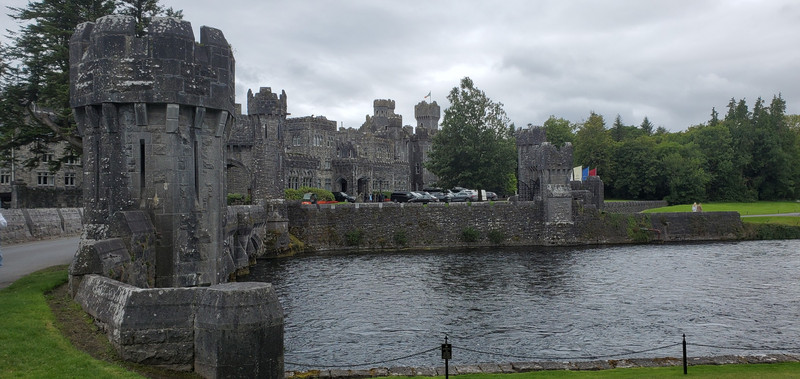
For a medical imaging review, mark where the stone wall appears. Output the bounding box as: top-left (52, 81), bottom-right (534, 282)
top-left (2, 208), bottom-right (83, 244)
top-left (74, 275), bottom-right (284, 377)
top-left (604, 200), bottom-right (669, 213)
top-left (287, 201), bottom-right (744, 251)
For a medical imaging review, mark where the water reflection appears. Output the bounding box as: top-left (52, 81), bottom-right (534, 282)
top-left (244, 240), bottom-right (800, 369)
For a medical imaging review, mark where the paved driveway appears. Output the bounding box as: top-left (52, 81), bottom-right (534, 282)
top-left (0, 237), bottom-right (80, 290)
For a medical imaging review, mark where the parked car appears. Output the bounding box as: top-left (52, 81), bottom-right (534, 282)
top-left (391, 191), bottom-right (415, 203)
top-left (486, 191), bottom-right (498, 201)
top-left (451, 190), bottom-right (476, 202)
top-left (409, 191), bottom-right (437, 204)
top-left (430, 190), bottom-right (453, 203)
top-left (332, 191), bottom-right (355, 203)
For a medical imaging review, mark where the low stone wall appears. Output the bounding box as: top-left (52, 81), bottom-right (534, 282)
top-left (74, 274), bottom-right (284, 377)
top-left (287, 201), bottom-right (744, 251)
top-left (604, 200), bottom-right (668, 213)
top-left (2, 207), bottom-right (83, 244)
top-left (287, 353), bottom-right (800, 378)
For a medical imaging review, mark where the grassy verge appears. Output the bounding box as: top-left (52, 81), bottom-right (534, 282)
top-left (0, 266), bottom-right (141, 378)
top-left (642, 201), bottom-right (800, 215)
top-left (3, 267), bottom-right (800, 378)
top-left (741, 216), bottom-right (800, 226)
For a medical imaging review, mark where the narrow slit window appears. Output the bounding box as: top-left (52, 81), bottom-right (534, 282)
top-left (139, 139), bottom-right (145, 193)
top-left (194, 140), bottom-right (199, 200)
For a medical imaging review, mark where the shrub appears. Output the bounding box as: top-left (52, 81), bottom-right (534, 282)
top-left (285, 187), bottom-right (335, 201)
top-left (487, 229), bottom-right (506, 244)
top-left (227, 193), bottom-right (251, 205)
top-left (345, 229), bottom-right (364, 246)
top-left (461, 227), bottom-right (480, 243)
top-left (394, 231), bottom-right (408, 246)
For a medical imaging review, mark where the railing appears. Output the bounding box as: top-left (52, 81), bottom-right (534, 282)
top-left (285, 334), bottom-right (800, 376)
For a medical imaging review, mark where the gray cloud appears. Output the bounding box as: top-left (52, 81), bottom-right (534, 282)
top-left (4, 0), bottom-right (799, 130)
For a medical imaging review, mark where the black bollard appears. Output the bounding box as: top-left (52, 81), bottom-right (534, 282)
top-left (683, 334), bottom-right (687, 375)
top-left (442, 335), bottom-right (452, 379)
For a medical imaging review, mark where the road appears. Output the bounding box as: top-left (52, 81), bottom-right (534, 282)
top-left (0, 237), bottom-right (80, 290)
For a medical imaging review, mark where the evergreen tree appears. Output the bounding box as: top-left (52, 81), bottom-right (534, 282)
top-left (0, 0), bottom-right (115, 166)
top-left (117, 0), bottom-right (183, 36)
top-left (0, 0), bottom-right (180, 167)
top-left (640, 116), bottom-right (654, 135)
top-left (426, 77), bottom-right (517, 194)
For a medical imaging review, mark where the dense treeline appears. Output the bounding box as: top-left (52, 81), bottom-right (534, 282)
top-left (549, 95), bottom-right (800, 204)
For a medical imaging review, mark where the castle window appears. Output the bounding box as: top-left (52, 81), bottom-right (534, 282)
top-left (37, 172), bottom-right (54, 186)
top-left (64, 172), bottom-right (76, 187)
top-left (292, 134), bottom-right (302, 146)
top-left (65, 156), bottom-right (79, 166)
top-left (415, 163), bottom-right (421, 174)
top-left (0, 171), bottom-right (10, 184)
top-left (325, 178), bottom-right (331, 190)
top-left (41, 153), bottom-right (54, 163)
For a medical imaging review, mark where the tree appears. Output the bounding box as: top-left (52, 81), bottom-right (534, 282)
top-left (0, 0), bottom-right (115, 167)
top-left (0, 0), bottom-right (180, 168)
top-left (117, 0), bottom-right (183, 36)
top-left (607, 136), bottom-right (661, 200)
top-left (542, 116), bottom-right (575, 147)
top-left (426, 77), bottom-right (517, 195)
top-left (640, 116), bottom-right (654, 135)
top-left (573, 112), bottom-right (613, 182)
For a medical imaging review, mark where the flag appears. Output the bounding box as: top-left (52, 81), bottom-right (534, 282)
top-left (572, 166), bottom-right (582, 181)
top-left (424, 91), bottom-right (431, 99)
top-left (582, 167), bottom-right (589, 181)
top-left (589, 168), bottom-right (597, 177)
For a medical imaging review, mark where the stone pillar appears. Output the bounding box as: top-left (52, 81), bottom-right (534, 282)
top-left (195, 282), bottom-right (284, 379)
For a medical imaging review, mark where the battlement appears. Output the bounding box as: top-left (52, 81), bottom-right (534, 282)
top-left (516, 126), bottom-right (548, 146)
top-left (70, 15), bottom-right (234, 113)
top-left (247, 87), bottom-right (288, 116)
top-left (414, 101), bottom-right (440, 118)
top-left (373, 99), bottom-right (396, 114)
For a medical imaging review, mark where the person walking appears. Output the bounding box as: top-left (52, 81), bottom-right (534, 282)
top-left (0, 210), bottom-right (6, 267)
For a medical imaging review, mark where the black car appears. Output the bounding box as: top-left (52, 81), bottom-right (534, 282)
top-left (332, 191), bottom-right (355, 202)
top-left (390, 191), bottom-right (414, 203)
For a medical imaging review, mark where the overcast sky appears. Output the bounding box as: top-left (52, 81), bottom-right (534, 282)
top-left (5, 0), bottom-right (800, 131)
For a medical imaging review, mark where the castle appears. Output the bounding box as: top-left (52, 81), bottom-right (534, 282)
top-left (227, 88), bottom-right (441, 202)
top-left (1, 89), bottom-right (441, 208)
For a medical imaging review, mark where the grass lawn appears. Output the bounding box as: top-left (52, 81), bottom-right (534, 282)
top-left (0, 266), bottom-right (141, 378)
top-left (642, 201), bottom-right (800, 216)
top-left (3, 267), bottom-right (800, 378)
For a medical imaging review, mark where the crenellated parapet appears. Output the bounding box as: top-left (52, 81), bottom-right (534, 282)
top-left (247, 87), bottom-right (287, 116)
top-left (70, 15), bottom-right (235, 113)
top-left (414, 101), bottom-right (440, 130)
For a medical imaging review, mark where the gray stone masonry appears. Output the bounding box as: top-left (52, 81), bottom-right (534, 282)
top-left (68, 15), bottom-right (284, 377)
top-left (70, 15), bottom-right (234, 287)
top-left (288, 202), bottom-right (744, 250)
top-left (286, 354), bottom-right (800, 378)
top-left (75, 275), bottom-right (283, 376)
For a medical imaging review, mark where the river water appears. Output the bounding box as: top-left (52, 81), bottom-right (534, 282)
top-left (244, 240), bottom-right (800, 370)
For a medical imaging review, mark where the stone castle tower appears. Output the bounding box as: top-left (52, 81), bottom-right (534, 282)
top-left (247, 87), bottom-right (288, 200)
top-left (69, 16), bottom-right (235, 287)
top-left (414, 100), bottom-right (440, 132)
top-left (517, 127), bottom-right (574, 223)
top-left (410, 101), bottom-right (441, 189)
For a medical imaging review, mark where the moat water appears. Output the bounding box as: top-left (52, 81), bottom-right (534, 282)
top-left (244, 240), bottom-right (800, 370)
